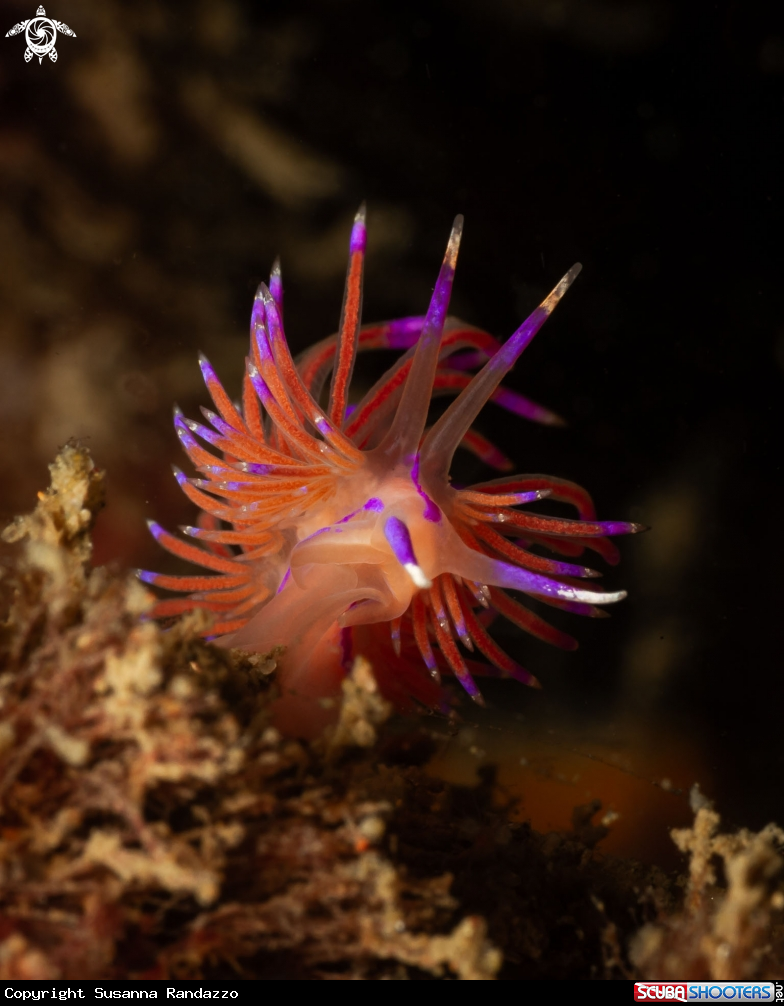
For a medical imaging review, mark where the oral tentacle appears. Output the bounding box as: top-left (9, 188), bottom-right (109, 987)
top-left (383, 516), bottom-right (432, 589)
top-left (420, 264), bottom-right (582, 486)
top-left (444, 536), bottom-right (627, 605)
top-left (372, 215), bottom-right (463, 466)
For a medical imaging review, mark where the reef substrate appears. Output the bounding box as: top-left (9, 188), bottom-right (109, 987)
top-left (0, 447), bottom-right (781, 980)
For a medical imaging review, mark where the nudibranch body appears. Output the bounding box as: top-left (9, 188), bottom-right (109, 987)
top-left (142, 210), bottom-right (643, 735)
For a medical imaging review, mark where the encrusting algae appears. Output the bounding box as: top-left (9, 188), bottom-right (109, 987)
top-left (0, 444), bottom-right (499, 980)
top-left (631, 788), bottom-right (784, 981)
top-left (0, 445), bottom-right (783, 980)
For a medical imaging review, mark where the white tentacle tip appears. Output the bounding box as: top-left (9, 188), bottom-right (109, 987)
top-left (541, 262), bottom-right (583, 315)
top-left (445, 214), bottom-right (464, 265)
top-left (403, 562), bottom-right (432, 590)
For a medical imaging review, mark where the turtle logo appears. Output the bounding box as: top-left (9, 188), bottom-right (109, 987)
top-left (5, 6), bottom-right (76, 64)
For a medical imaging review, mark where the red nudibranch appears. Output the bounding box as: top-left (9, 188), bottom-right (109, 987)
top-left (141, 210), bottom-right (643, 736)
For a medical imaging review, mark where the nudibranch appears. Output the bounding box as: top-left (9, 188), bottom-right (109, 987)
top-left (141, 210), bottom-right (643, 736)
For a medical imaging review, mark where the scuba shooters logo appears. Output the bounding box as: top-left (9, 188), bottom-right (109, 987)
top-left (634, 983), bottom-right (776, 1002)
top-left (5, 6), bottom-right (76, 64)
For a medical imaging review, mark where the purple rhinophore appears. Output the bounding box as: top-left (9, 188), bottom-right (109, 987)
top-left (383, 516), bottom-right (418, 568)
top-left (410, 456), bottom-right (441, 523)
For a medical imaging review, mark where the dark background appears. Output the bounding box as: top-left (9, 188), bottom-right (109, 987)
top-left (1, 0), bottom-right (782, 852)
